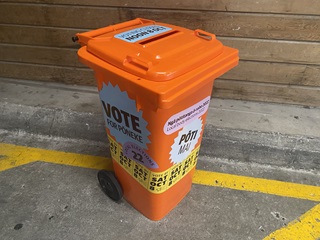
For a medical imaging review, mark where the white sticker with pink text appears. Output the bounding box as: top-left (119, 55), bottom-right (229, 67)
top-left (163, 96), bottom-right (211, 135)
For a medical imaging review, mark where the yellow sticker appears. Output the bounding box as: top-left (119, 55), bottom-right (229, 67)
top-left (108, 136), bottom-right (199, 194)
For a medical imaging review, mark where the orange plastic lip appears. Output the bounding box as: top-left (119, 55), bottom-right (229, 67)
top-left (78, 45), bottom-right (238, 109)
top-left (76, 18), bottom-right (225, 82)
top-left (77, 18), bottom-right (239, 109)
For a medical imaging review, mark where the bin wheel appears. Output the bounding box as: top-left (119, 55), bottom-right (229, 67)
top-left (97, 170), bottom-right (123, 202)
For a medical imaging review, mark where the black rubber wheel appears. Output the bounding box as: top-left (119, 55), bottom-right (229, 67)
top-left (97, 170), bottom-right (123, 202)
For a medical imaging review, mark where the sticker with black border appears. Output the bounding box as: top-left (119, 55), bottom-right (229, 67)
top-left (114, 25), bottom-right (172, 43)
top-left (108, 136), bottom-right (199, 194)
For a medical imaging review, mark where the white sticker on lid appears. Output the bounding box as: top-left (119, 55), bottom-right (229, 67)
top-left (114, 25), bottom-right (172, 43)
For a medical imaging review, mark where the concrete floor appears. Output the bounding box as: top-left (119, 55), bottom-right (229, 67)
top-left (1, 130), bottom-right (319, 239)
top-left (1, 78), bottom-right (320, 239)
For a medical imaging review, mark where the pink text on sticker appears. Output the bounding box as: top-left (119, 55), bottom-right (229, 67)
top-left (164, 96), bottom-right (211, 135)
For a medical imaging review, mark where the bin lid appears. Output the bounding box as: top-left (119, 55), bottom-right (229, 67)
top-left (82, 19), bottom-right (224, 82)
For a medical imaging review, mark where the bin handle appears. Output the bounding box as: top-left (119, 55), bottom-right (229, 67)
top-left (124, 55), bottom-right (152, 73)
top-left (194, 29), bottom-right (216, 41)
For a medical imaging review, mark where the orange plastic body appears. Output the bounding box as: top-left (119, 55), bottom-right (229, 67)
top-left (76, 18), bottom-right (238, 220)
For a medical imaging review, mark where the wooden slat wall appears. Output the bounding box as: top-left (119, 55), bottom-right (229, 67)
top-left (1, 1), bottom-right (320, 106)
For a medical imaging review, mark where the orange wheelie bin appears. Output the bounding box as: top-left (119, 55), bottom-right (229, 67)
top-left (74, 18), bottom-right (238, 221)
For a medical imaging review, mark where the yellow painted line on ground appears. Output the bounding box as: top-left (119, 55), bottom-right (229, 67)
top-left (0, 143), bottom-right (113, 172)
top-left (0, 143), bottom-right (320, 202)
top-left (193, 170), bottom-right (320, 202)
top-left (263, 203), bottom-right (320, 240)
top-left (1, 143), bottom-right (320, 239)
top-left (1, 143), bottom-right (320, 202)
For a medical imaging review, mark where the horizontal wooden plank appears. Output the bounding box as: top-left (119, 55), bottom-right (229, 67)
top-left (1, 24), bottom-right (319, 65)
top-left (0, 44), bottom-right (82, 68)
top-left (1, 44), bottom-right (319, 87)
top-left (3, 0), bottom-right (320, 15)
top-left (0, 4), bottom-right (120, 30)
top-left (1, 4), bottom-right (320, 41)
top-left (213, 79), bottom-right (320, 106)
top-left (0, 25), bottom-right (79, 48)
top-left (0, 61), bottom-right (95, 85)
top-left (221, 61), bottom-right (320, 87)
top-left (219, 37), bottom-right (320, 65)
